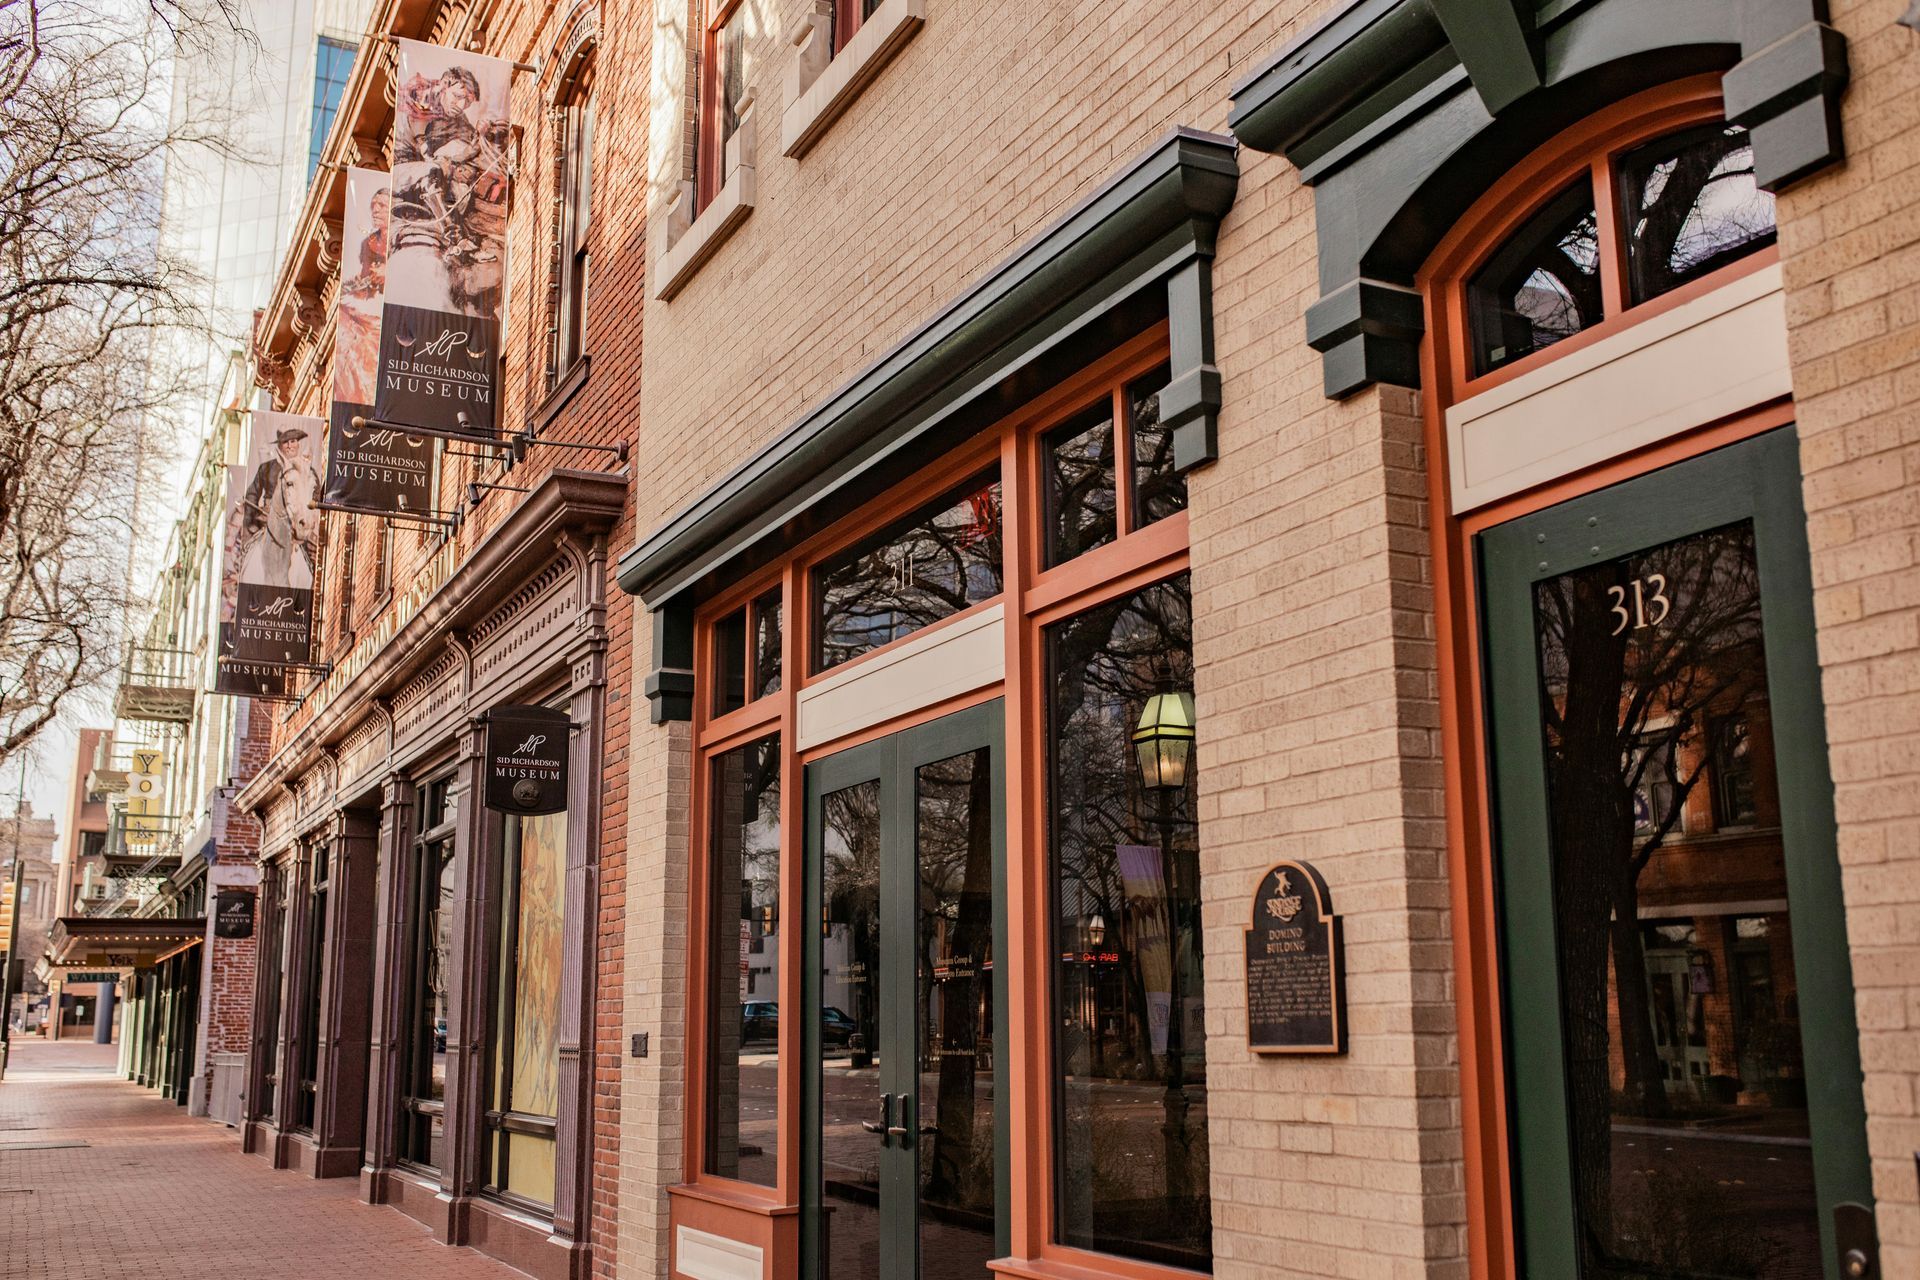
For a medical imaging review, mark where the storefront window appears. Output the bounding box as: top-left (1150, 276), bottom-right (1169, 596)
top-left (257, 871), bottom-right (289, 1118)
top-left (485, 808), bottom-right (568, 1208)
top-left (400, 775), bottom-right (456, 1170)
top-left (704, 734), bottom-right (781, 1186)
top-left (1046, 573), bottom-right (1209, 1271)
top-left (813, 471), bottom-right (1003, 671)
top-left (294, 842), bottom-right (329, 1133)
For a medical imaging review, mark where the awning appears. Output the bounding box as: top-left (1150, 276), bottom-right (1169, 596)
top-left (46, 917), bottom-right (205, 970)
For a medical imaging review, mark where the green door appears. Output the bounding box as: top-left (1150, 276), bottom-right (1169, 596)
top-left (802, 699), bottom-right (1011, 1280)
top-left (1479, 428), bottom-right (1876, 1279)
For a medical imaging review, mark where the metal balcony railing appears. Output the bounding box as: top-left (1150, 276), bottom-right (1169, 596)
top-left (112, 643), bottom-right (198, 724)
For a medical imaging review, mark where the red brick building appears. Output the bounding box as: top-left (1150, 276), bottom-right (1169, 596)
top-left (235, 1), bottom-right (643, 1275)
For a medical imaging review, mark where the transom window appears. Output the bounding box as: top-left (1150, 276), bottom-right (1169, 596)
top-left (810, 470), bottom-right (1003, 673)
top-left (1466, 119), bottom-right (1775, 378)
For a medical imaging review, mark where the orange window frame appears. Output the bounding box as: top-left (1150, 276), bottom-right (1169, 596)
top-left (679, 324), bottom-right (1213, 1280)
top-left (1416, 74), bottom-right (1792, 1280)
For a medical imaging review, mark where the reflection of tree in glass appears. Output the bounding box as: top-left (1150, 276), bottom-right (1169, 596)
top-left (1047, 575), bottom-right (1209, 1263)
top-left (1622, 124), bottom-right (1775, 301)
top-left (915, 750), bottom-right (994, 1215)
top-left (823, 782), bottom-right (883, 1050)
top-left (816, 478), bottom-right (1003, 669)
top-left (1532, 521), bottom-right (1766, 1265)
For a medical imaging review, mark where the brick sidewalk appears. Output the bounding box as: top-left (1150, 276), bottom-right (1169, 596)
top-left (0, 1038), bottom-right (528, 1279)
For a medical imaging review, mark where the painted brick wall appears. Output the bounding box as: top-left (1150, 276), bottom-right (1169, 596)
top-left (625, 1), bottom-right (1466, 1277)
top-left (1776, 3), bottom-right (1920, 1273)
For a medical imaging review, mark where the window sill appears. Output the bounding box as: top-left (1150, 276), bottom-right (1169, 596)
top-left (533, 355), bottom-right (590, 434)
top-left (781, 0), bottom-right (923, 159)
top-left (656, 166), bottom-right (755, 302)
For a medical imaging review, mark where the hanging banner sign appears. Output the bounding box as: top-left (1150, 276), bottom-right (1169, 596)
top-left (212, 622), bottom-right (295, 698)
top-left (483, 705), bottom-right (570, 814)
top-left (213, 890), bottom-right (256, 939)
top-left (375, 38), bottom-right (511, 441)
top-left (124, 749), bottom-right (166, 846)
top-left (324, 167), bottom-right (437, 514)
top-left (218, 412), bottom-right (323, 679)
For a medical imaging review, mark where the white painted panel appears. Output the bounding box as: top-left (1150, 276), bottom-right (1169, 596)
top-left (797, 602), bottom-right (1005, 750)
top-left (1446, 263), bottom-right (1790, 514)
top-left (676, 1226), bottom-right (762, 1280)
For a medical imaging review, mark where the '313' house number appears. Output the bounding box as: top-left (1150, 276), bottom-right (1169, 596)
top-left (1608, 573), bottom-right (1671, 635)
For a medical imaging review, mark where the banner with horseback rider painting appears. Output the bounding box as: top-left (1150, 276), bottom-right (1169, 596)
top-left (214, 411), bottom-right (323, 697)
top-left (323, 165), bottom-right (437, 516)
top-left (374, 39), bottom-right (510, 443)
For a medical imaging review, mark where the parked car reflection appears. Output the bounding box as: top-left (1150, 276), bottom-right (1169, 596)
top-left (737, 1000), bottom-right (858, 1047)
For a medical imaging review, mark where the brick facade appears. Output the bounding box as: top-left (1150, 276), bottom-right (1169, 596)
top-left (1777, 0), bottom-right (1920, 1272)
top-left (243, 0), bottom-right (647, 1273)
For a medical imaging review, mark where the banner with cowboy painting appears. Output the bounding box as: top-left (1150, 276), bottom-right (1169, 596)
top-left (215, 411), bottom-right (323, 694)
top-left (374, 38), bottom-right (510, 441)
top-left (323, 166), bottom-right (437, 516)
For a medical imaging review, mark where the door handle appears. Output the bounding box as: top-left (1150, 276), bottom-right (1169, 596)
top-left (860, 1092), bottom-right (893, 1140)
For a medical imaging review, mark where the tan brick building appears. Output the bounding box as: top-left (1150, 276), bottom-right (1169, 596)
top-left (229, 0), bottom-right (1920, 1277)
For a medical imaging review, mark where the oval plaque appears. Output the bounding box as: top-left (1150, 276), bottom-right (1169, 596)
top-left (1245, 860), bottom-right (1346, 1054)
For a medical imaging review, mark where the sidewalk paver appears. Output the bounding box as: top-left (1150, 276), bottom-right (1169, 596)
top-left (0, 1038), bottom-right (527, 1279)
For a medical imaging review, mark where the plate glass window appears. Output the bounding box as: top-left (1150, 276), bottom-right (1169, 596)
top-left (1046, 573), bottom-right (1209, 1271)
top-left (819, 777), bottom-right (882, 1276)
top-left (401, 776), bottom-right (457, 1169)
top-left (705, 734), bottom-right (781, 1186)
top-left (484, 809), bottom-right (568, 1208)
top-left (1530, 520), bottom-right (1815, 1277)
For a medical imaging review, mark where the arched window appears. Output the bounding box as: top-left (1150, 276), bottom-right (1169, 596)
top-left (1430, 82), bottom-right (1779, 393)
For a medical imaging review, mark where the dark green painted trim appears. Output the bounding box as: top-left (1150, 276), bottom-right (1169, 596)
top-left (1304, 278), bottom-right (1425, 397)
top-left (1430, 0), bottom-right (1542, 114)
top-left (617, 129), bottom-right (1237, 609)
top-left (1229, 0), bottom-right (1847, 400)
top-left (644, 596), bottom-right (694, 725)
top-left (1478, 428), bottom-right (1875, 1279)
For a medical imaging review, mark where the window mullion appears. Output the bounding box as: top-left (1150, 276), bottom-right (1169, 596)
top-left (1593, 157), bottom-right (1628, 318)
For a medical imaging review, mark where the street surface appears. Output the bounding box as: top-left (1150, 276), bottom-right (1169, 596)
top-left (0, 1038), bottom-right (526, 1279)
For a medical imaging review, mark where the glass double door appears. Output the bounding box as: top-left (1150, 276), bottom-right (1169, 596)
top-left (1480, 428), bottom-right (1875, 1278)
top-left (803, 699), bottom-right (1009, 1280)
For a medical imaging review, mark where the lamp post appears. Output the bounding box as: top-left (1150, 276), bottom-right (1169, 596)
top-left (1133, 690), bottom-right (1196, 1217)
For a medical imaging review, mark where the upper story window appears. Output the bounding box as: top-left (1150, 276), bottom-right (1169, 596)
top-left (811, 470), bottom-right (1003, 672)
top-left (697, 0), bottom-right (749, 210)
top-left (554, 61), bottom-right (596, 378)
top-left (1465, 119), bottom-right (1774, 379)
top-left (307, 36), bottom-right (357, 181)
top-left (832, 0), bottom-right (881, 52)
